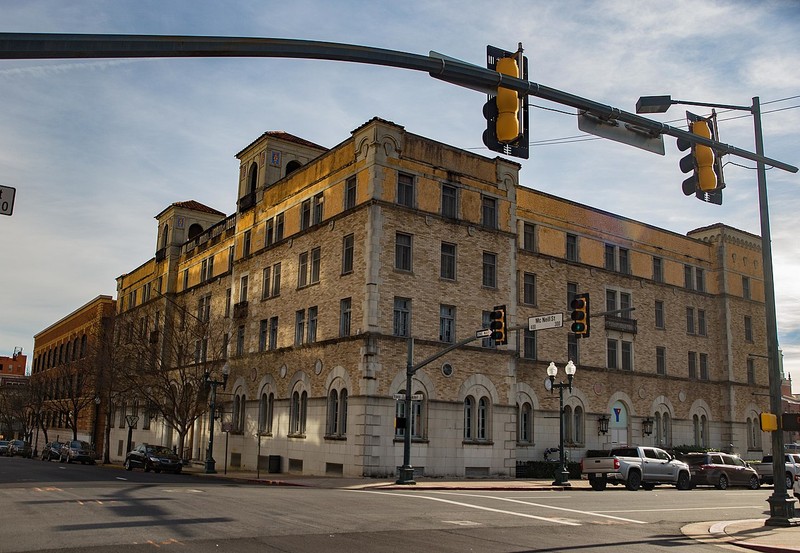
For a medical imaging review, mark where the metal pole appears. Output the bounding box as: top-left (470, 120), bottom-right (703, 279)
top-left (756, 96), bottom-right (798, 525)
top-left (205, 382), bottom-right (217, 474)
top-left (553, 383), bottom-right (570, 486)
top-left (396, 338), bottom-right (416, 485)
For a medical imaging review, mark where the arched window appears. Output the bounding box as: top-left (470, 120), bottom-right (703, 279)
top-left (340, 389), bottom-right (348, 436)
top-left (233, 395), bottom-right (241, 431)
top-left (395, 390), bottom-right (423, 439)
top-left (188, 223), bottom-right (204, 240)
top-left (563, 405), bottom-right (573, 443)
top-left (327, 389), bottom-right (339, 435)
top-left (290, 389), bottom-right (307, 436)
top-left (258, 392), bottom-right (274, 434)
top-left (161, 224), bottom-right (169, 249)
top-left (238, 393), bottom-right (246, 432)
top-left (72, 338), bottom-right (79, 361)
top-left (248, 162), bottom-right (258, 194)
top-left (693, 413), bottom-right (708, 447)
top-left (477, 397), bottom-right (490, 441)
top-left (463, 396), bottom-right (474, 439)
top-left (573, 405), bottom-right (584, 444)
top-left (747, 415), bottom-right (762, 450)
top-left (80, 335), bottom-right (87, 358)
top-left (285, 160), bottom-right (302, 177)
top-left (518, 402), bottom-right (532, 444)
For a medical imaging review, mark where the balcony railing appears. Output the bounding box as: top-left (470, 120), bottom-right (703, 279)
top-left (238, 191), bottom-right (256, 213)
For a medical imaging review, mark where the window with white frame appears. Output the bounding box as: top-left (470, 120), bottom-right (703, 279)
top-left (523, 272), bottom-right (536, 305)
top-left (439, 304), bottom-right (455, 343)
top-left (258, 390), bottom-right (274, 435)
top-left (342, 234), bottom-right (354, 274)
top-left (441, 183), bottom-right (457, 219)
top-left (440, 242), bottom-right (456, 280)
top-left (481, 195), bottom-right (497, 229)
top-left (563, 404), bottom-right (584, 445)
top-left (326, 383), bottom-right (348, 438)
top-left (517, 401), bottom-right (533, 444)
top-left (393, 297), bottom-right (411, 337)
top-left (233, 391), bottom-right (246, 433)
top-left (289, 388), bottom-right (307, 436)
top-left (693, 412), bottom-right (708, 447)
top-left (464, 394), bottom-right (491, 442)
top-left (395, 233), bottom-right (412, 271)
top-left (339, 298), bottom-right (352, 337)
top-left (654, 409), bottom-right (671, 447)
top-left (397, 173), bottom-right (415, 208)
top-left (522, 222), bottom-right (536, 253)
top-left (482, 252), bottom-right (497, 288)
top-left (344, 177), bottom-right (357, 210)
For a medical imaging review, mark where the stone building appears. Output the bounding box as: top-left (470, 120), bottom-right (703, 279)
top-left (31, 295), bottom-right (116, 454)
top-left (111, 117), bottom-right (771, 477)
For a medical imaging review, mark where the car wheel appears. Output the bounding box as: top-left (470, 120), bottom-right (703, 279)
top-left (124, 459), bottom-right (133, 471)
top-left (589, 475), bottom-right (607, 491)
top-left (749, 475), bottom-right (760, 490)
top-left (626, 470), bottom-right (642, 491)
top-left (716, 474), bottom-right (729, 490)
top-left (676, 471), bottom-right (691, 491)
top-left (787, 474), bottom-right (794, 491)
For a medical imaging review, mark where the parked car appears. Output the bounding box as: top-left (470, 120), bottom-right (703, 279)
top-left (124, 444), bottom-right (182, 474)
top-left (0, 440), bottom-right (8, 456)
top-left (7, 440), bottom-right (32, 458)
top-left (754, 454), bottom-right (800, 489)
top-left (41, 441), bottom-right (65, 462)
top-left (581, 446), bottom-right (691, 491)
top-left (679, 452), bottom-right (760, 490)
top-left (59, 440), bottom-right (95, 464)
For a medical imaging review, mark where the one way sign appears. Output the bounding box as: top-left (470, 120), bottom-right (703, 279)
top-left (0, 185), bottom-right (16, 216)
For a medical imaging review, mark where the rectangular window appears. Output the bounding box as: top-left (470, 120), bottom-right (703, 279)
top-left (397, 173), bottom-right (415, 208)
top-left (618, 248), bottom-right (629, 274)
top-left (182, 269), bottom-right (189, 290)
top-left (200, 259), bottom-right (209, 282)
top-left (312, 193), bottom-right (324, 225)
top-left (307, 306), bottom-right (318, 343)
top-left (688, 351), bottom-right (697, 379)
top-left (342, 234), bottom-right (354, 274)
top-left (742, 276), bottom-right (751, 300)
top-left (221, 333), bottom-right (228, 359)
top-left (310, 247), bottom-right (321, 284)
top-left (441, 184), bottom-right (457, 218)
top-left (684, 265), bottom-right (693, 289)
top-left (523, 272), bottom-right (536, 305)
top-left (268, 316), bottom-right (278, 350)
top-left (295, 309), bottom-right (305, 346)
top-left (686, 307), bottom-right (695, 334)
top-left (236, 325), bottom-right (245, 356)
top-left (239, 275), bottom-right (248, 303)
top-left (620, 292), bottom-right (631, 318)
top-left (606, 289), bottom-right (616, 313)
top-left (393, 297), bottom-right (411, 337)
top-left (695, 268), bottom-right (705, 292)
top-left (653, 257), bottom-right (663, 283)
top-left (698, 309), bottom-right (707, 336)
top-left (523, 329), bottom-right (537, 360)
top-left (523, 223), bottom-right (536, 252)
top-left (566, 234), bottom-right (578, 262)
top-left (298, 251), bottom-right (309, 288)
top-left (745, 316), bottom-right (753, 341)
top-left (345, 176), bottom-right (357, 210)
top-left (440, 242), bottom-right (456, 280)
top-left (699, 353), bottom-right (709, 380)
top-left (622, 341), bottom-right (633, 371)
top-left (275, 213), bottom-right (284, 241)
top-left (439, 304), bottom-right (455, 343)
top-left (481, 195), bottom-right (497, 229)
top-left (259, 319), bottom-right (268, 352)
top-left (481, 310), bottom-right (495, 348)
top-left (262, 267), bottom-right (271, 299)
top-left (656, 346), bottom-right (666, 375)
top-left (604, 244), bottom-right (615, 271)
top-left (207, 256), bottom-right (214, 280)
top-left (198, 294), bottom-right (211, 322)
top-left (482, 252), bottom-right (497, 288)
top-left (395, 233), bottom-right (413, 271)
top-left (265, 217), bottom-right (274, 247)
top-left (228, 245), bottom-right (235, 271)
top-left (301, 199), bottom-right (311, 230)
top-left (225, 288), bottom-right (232, 317)
top-left (655, 300), bottom-right (665, 329)
top-left (271, 262), bottom-right (281, 296)
top-left (567, 333), bottom-right (579, 364)
top-left (567, 282), bottom-right (578, 308)
top-left (243, 229), bottom-right (252, 257)
top-left (607, 339), bottom-right (619, 369)
top-left (747, 358), bottom-right (756, 384)
top-left (339, 298), bottom-right (352, 337)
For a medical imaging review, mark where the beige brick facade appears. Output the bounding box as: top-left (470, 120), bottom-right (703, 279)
top-left (111, 118), bottom-right (770, 477)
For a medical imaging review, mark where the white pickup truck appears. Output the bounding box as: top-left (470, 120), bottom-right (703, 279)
top-left (581, 446), bottom-right (692, 491)
top-left (754, 454), bottom-right (800, 488)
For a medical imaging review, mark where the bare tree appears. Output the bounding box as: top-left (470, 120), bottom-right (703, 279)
top-left (0, 383), bottom-right (33, 442)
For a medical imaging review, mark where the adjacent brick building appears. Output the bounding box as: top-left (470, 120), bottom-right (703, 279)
top-left (111, 117), bottom-right (771, 477)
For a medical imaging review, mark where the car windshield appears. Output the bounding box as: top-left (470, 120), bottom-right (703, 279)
top-left (70, 441), bottom-right (90, 449)
top-left (147, 446), bottom-right (173, 456)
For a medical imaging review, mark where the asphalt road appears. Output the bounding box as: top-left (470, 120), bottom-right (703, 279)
top-left (0, 456), bottom-right (774, 552)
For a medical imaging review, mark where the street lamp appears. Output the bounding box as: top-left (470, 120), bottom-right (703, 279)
top-left (547, 360), bottom-right (576, 486)
top-left (642, 417), bottom-right (654, 437)
top-left (204, 363), bottom-right (229, 474)
top-left (637, 94), bottom-right (797, 526)
top-left (598, 414), bottom-right (610, 435)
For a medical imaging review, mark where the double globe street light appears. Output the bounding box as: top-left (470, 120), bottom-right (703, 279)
top-left (546, 360), bottom-right (576, 486)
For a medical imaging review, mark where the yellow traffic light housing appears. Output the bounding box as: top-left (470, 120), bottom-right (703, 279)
top-left (691, 119), bottom-right (717, 192)
top-left (677, 111), bottom-right (725, 204)
top-left (760, 412), bottom-right (778, 432)
top-left (495, 56), bottom-right (520, 143)
top-left (570, 293), bottom-right (590, 337)
top-left (489, 305), bottom-right (507, 345)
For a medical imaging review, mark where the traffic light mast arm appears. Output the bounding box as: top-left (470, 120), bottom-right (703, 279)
top-left (407, 334), bottom-right (485, 376)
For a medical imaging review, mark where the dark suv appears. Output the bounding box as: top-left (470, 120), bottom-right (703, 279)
top-left (7, 440), bottom-right (32, 458)
top-left (680, 452), bottom-right (760, 490)
top-left (41, 441), bottom-right (64, 462)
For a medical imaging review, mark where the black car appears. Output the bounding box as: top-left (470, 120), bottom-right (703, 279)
top-left (41, 441), bottom-right (64, 461)
top-left (124, 444), bottom-right (182, 474)
top-left (59, 440), bottom-right (95, 464)
top-left (679, 452), bottom-right (760, 490)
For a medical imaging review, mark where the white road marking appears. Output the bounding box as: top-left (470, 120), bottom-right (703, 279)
top-left (598, 505), bottom-right (763, 514)
top-left (442, 520), bottom-right (482, 526)
top-left (427, 491), bottom-right (648, 524)
top-left (353, 490), bottom-right (581, 526)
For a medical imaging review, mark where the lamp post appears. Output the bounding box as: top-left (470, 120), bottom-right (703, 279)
top-left (637, 95), bottom-right (797, 526)
top-left (547, 360), bottom-right (576, 486)
top-left (204, 363), bottom-right (229, 474)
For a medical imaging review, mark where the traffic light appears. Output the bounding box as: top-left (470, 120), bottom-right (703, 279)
top-left (570, 293), bottom-right (590, 337)
top-left (677, 111), bottom-right (725, 204)
top-left (760, 412), bottom-right (778, 432)
top-left (489, 305), bottom-right (507, 345)
top-left (483, 44), bottom-right (529, 159)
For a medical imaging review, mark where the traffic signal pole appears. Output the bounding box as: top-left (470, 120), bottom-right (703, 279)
top-left (0, 33), bottom-right (795, 174)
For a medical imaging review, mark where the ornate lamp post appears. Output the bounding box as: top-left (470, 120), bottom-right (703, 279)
top-left (546, 360), bottom-right (576, 486)
top-left (204, 363), bottom-right (229, 474)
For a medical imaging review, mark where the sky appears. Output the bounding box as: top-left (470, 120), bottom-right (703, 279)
top-left (1, 1), bottom-right (799, 386)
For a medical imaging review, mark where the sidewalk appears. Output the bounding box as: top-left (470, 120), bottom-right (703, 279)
top-left (172, 464), bottom-right (800, 552)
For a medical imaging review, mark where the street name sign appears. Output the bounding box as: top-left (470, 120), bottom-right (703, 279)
top-left (393, 393), bottom-right (424, 401)
top-left (0, 185), bottom-right (16, 216)
top-left (528, 313), bottom-right (564, 331)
